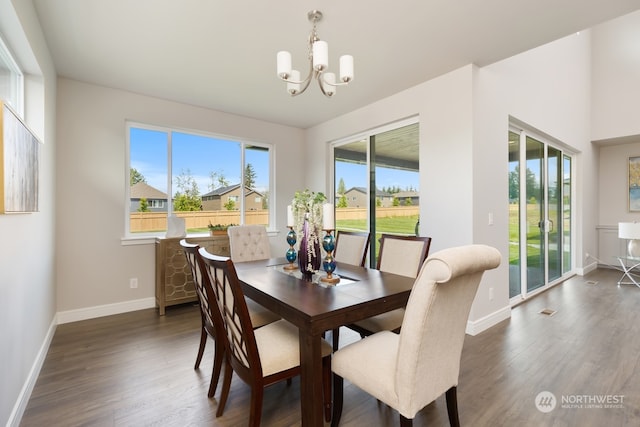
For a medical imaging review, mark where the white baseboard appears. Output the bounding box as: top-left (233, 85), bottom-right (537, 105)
top-left (576, 261), bottom-right (599, 276)
top-left (56, 297), bottom-right (156, 325)
top-left (6, 317), bottom-right (57, 427)
top-left (466, 305), bottom-right (511, 336)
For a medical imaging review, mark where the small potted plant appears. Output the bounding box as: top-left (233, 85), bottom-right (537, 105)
top-left (208, 222), bottom-right (234, 236)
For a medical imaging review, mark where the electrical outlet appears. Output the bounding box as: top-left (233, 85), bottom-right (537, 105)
top-left (489, 287), bottom-right (494, 301)
top-left (130, 278), bottom-right (138, 289)
top-left (488, 212), bottom-right (494, 226)
top-left (585, 253), bottom-right (590, 260)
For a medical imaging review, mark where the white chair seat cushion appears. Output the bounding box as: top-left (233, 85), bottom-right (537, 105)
top-left (246, 297), bottom-right (280, 328)
top-left (255, 319), bottom-right (332, 377)
top-left (332, 331), bottom-right (400, 408)
top-left (351, 308), bottom-right (404, 333)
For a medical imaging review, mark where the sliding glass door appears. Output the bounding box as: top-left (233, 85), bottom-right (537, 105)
top-left (333, 120), bottom-right (419, 267)
top-left (508, 126), bottom-right (573, 301)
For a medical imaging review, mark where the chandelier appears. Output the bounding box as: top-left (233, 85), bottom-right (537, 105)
top-left (276, 10), bottom-right (354, 97)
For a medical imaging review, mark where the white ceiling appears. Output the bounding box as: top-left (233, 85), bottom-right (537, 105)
top-left (33, 0), bottom-right (640, 129)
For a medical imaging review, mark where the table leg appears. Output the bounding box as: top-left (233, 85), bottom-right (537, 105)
top-left (299, 329), bottom-right (325, 427)
top-left (617, 258), bottom-right (640, 288)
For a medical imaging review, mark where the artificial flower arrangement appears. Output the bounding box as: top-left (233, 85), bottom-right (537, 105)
top-left (291, 189), bottom-right (326, 274)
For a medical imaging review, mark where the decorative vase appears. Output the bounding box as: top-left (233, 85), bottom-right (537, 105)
top-left (298, 217), bottom-right (321, 277)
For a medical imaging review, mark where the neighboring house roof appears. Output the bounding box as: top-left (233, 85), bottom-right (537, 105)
top-left (345, 187), bottom-right (392, 198)
top-left (202, 184), bottom-right (263, 198)
top-left (395, 191), bottom-right (419, 198)
top-left (130, 182), bottom-right (168, 199)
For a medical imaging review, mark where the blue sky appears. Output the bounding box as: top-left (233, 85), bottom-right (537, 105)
top-left (130, 127), bottom-right (419, 197)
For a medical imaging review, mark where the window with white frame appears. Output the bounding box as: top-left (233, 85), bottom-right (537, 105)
top-left (0, 33), bottom-right (24, 116)
top-left (127, 123), bottom-right (272, 236)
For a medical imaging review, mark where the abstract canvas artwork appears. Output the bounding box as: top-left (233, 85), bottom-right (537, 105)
top-left (1, 102), bottom-right (41, 213)
top-left (629, 156), bottom-right (640, 212)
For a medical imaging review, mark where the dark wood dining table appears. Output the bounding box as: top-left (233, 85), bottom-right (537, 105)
top-left (234, 258), bottom-right (415, 427)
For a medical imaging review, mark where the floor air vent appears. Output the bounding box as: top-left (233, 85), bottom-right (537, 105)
top-left (539, 308), bottom-right (557, 316)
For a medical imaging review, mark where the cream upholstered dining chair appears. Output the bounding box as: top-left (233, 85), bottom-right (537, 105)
top-left (228, 225), bottom-right (271, 262)
top-left (331, 244), bottom-right (501, 426)
top-left (198, 248), bottom-right (334, 426)
top-left (333, 230), bottom-right (370, 267)
top-left (180, 240), bottom-right (279, 399)
top-left (344, 234), bottom-right (431, 341)
top-left (330, 230), bottom-right (371, 350)
top-left (225, 226), bottom-right (281, 325)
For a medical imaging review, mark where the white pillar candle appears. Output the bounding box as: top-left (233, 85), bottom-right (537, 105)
top-left (287, 69), bottom-right (301, 95)
top-left (323, 203), bottom-right (335, 230)
top-left (312, 40), bottom-right (328, 71)
top-left (287, 205), bottom-right (294, 227)
top-left (277, 51), bottom-right (292, 79)
top-left (339, 55), bottom-right (354, 82)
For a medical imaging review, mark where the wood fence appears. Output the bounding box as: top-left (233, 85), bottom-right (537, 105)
top-left (130, 206), bottom-right (419, 232)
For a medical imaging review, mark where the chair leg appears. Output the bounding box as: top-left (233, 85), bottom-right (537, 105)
top-left (208, 337), bottom-right (224, 398)
top-left (332, 327), bottom-right (340, 351)
top-left (194, 326), bottom-right (207, 369)
top-left (331, 374), bottom-right (344, 427)
top-left (445, 386), bottom-right (460, 427)
top-left (399, 415), bottom-right (413, 427)
top-left (249, 385), bottom-right (264, 427)
top-left (323, 356), bottom-right (332, 422)
top-left (216, 359), bottom-right (233, 417)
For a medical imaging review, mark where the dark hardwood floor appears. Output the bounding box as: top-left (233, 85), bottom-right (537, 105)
top-left (20, 268), bottom-right (640, 426)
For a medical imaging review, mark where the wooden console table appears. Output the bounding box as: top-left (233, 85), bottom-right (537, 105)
top-left (155, 235), bottom-right (230, 314)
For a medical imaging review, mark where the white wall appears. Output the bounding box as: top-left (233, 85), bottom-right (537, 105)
top-left (591, 10), bottom-right (640, 141)
top-left (55, 78), bottom-right (305, 314)
top-left (598, 141), bottom-right (640, 226)
top-left (473, 31), bottom-right (596, 321)
top-left (306, 31), bottom-right (597, 333)
top-left (0, 0), bottom-right (57, 425)
top-left (590, 11), bottom-right (640, 256)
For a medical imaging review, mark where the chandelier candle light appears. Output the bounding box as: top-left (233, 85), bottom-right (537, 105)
top-left (321, 203), bottom-right (339, 284)
top-left (276, 10), bottom-right (354, 97)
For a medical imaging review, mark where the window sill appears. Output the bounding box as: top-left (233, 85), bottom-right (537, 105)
top-left (121, 229), bottom-right (281, 246)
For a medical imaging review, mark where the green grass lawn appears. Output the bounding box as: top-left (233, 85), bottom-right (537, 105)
top-left (337, 215), bottom-right (419, 262)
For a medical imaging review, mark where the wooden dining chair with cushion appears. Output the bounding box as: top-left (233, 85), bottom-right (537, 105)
top-left (344, 234), bottom-right (432, 341)
top-left (331, 244), bottom-right (501, 426)
top-left (180, 239), bottom-right (226, 398)
top-left (180, 239), bottom-right (279, 399)
top-left (227, 225), bottom-right (272, 262)
top-left (333, 230), bottom-right (370, 267)
top-left (198, 248), bottom-right (334, 426)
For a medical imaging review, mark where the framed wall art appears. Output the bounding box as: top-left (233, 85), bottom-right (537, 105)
top-left (629, 156), bottom-right (640, 212)
top-left (1, 101), bottom-right (42, 213)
